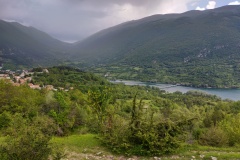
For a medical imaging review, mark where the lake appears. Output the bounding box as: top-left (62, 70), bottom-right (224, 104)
top-left (111, 80), bottom-right (240, 101)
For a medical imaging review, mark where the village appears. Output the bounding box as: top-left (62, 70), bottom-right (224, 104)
top-left (0, 68), bottom-right (71, 91)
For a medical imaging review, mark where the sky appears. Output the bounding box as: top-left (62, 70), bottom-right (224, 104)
top-left (0, 0), bottom-right (239, 43)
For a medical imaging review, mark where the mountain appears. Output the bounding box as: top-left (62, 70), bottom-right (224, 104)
top-left (71, 5), bottom-right (240, 88)
top-left (1, 5), bottom-right (240, 88)
top-left (0, 20), bottom-right (71, 69)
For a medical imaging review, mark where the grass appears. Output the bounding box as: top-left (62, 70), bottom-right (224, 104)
top-left (2, 134), bottom-right (240, 159)
top-left (51, 134), bottom-right (240, 159)
top-left (51, 134), bottom-right (101, 153)
top-left (177, 144), bottom-right (240, 160)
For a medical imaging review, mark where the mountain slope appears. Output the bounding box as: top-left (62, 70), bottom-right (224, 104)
top-left (71, 5), bottom-right (240, 88)
top-left (0, 20), bottom-right (71, 69)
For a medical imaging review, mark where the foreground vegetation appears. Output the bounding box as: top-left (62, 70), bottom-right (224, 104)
top-left (51, 134), bottom-right (240, 160)
top-left (1, 66), bottom-right (240, 159)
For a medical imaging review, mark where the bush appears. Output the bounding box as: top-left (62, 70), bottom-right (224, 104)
top-left (101, 95), bottom-right (187, 156)
top-left (0, 111), bottom-right (12, 130)
top-left (219, 114), bottom-right (240, 146)
top-left (199, 127), bottom-right (228, 147)
top-left (0, 114), bottom-right (55, 160)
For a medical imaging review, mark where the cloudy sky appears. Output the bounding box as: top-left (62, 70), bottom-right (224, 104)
top-left (0, 0), bottom-right (239, 42)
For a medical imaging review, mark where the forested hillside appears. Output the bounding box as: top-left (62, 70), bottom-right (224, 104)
top-left (32, 66), bottom-right (108, 92)
top-left (1, 67), bottom-right (240, 159)
top-left (70, 5), bottom-right (240, 88)
top-left (0, 20), bottom-right (71, 69)
top-left (2, 5), bottom-right (240, 87)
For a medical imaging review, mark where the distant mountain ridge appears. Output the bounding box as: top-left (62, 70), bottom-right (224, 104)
top-left (0, 20), bottom-right (71, 69)
top-left (2, 5), bottom-right (240, 87)
top-left (71, 5), bottom-right (240, 63)
top-left (69, 5), bottom-right (240, 88)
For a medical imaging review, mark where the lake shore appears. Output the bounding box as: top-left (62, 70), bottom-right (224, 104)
top-left (111, 80), bottom-right (240, 101)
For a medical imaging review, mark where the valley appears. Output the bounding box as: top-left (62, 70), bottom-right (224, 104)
top-left (2, 6), bottom-right (240, 88)
top-left (2, 3), bottom-right (240, 160)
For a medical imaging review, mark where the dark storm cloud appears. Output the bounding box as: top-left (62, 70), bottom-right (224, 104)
top-left (0, 0), bottom-right (196, 42)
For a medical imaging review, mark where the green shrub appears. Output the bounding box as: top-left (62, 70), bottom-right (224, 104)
top-left (199, 127), bottom-right (228, 147)
top-left (101, 95), bottom-right (188, 156)
top-left (219, 114), bottom-right (240, 146)
top-left (0, 114), bottom-right (55, 160)
top-left (0, 111), bottom-right (12, 130)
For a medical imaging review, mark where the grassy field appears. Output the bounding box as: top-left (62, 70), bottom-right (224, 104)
top-left (177, 144), bottom-right (240, 160)
top-left (50, 134), bottom-right (240, 160)
top-left (1, 134), bottom-right (240, 159)
top-left (51, 134), bottom-right (101, 153)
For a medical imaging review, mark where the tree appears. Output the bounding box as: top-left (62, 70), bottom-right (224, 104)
top-left (49, 91), bottom-right (73, 135)
top-left (0, 114), bottom-right (55, 160)
top-left (87, 86), bottom-right (113, 133)
top-left (220, 114), bottom-right (240, 146)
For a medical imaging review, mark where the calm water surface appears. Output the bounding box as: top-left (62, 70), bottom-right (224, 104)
top-left (111, 80), bottom-right (240, 101)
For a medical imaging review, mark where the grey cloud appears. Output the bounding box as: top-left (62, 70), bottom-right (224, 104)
top-left (63, 0), bottom-right (159, 6)
top-left (0, 0), bottom-right (195, 42)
